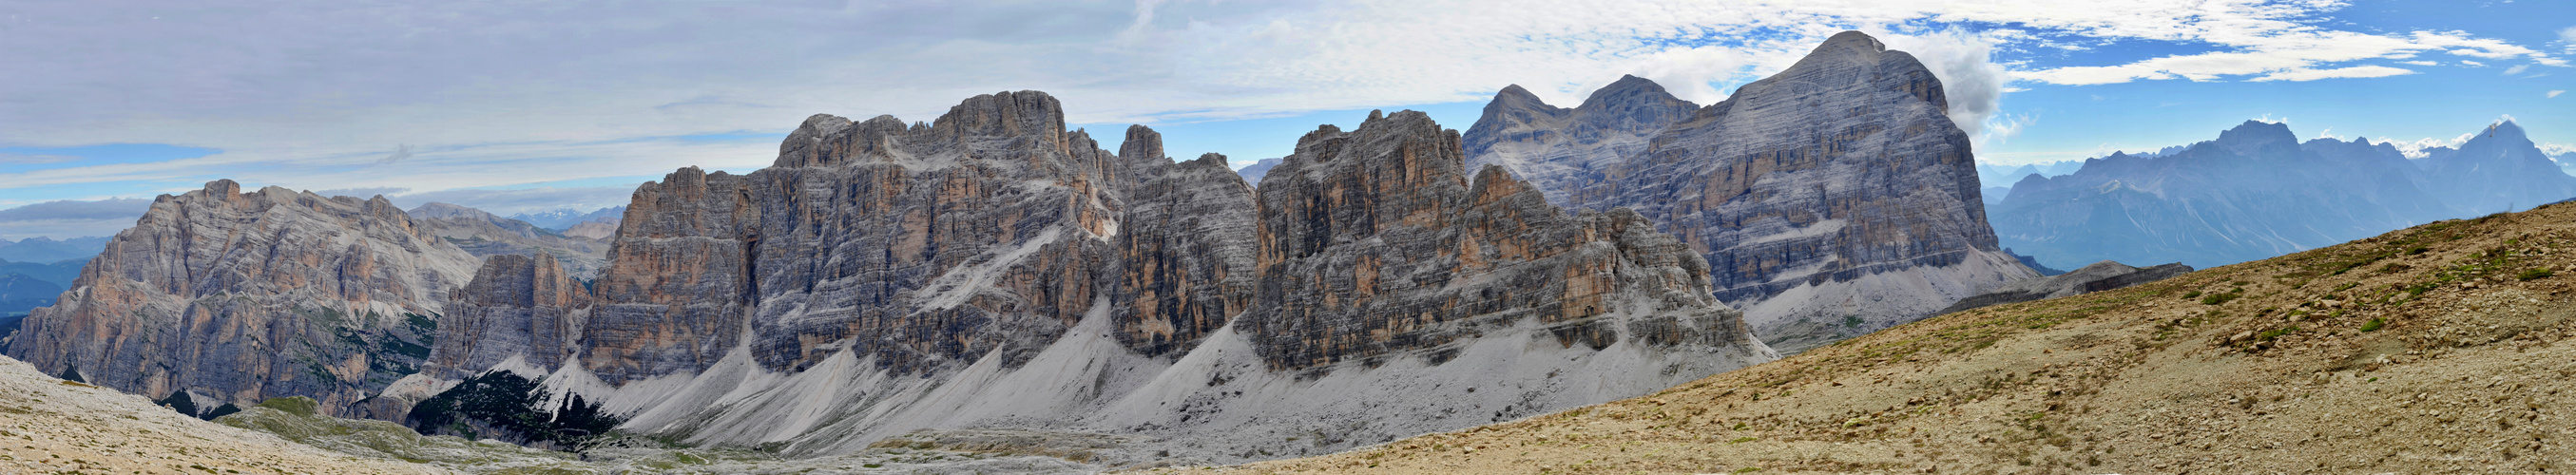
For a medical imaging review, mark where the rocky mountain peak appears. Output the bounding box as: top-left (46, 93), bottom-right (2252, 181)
top-left (1475, 28), bottom-right (2029, 352)
top-left (1577, 75), bottom-right (1677, 106)
top-left (1815, 29), bottom-right (1887, 55)
top-left (1247, 107), bottom-right (1767, 370)
top-left (2489, 119), bottom-right (2528, 141)
top-left (9, 180), bottom-right (480, 417)
top-left (2216, 120), bottom-right (2298, 149)
top-left (932, 90), bottom-right (1068, 145)
top-left (1121, 124), bottom-right (1166, 165)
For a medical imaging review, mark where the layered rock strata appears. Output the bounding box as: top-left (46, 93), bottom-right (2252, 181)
top-left (5, 181), bottom-right (479, 416)
top-left (413, 92), bottom-right (1771, 463)
top-left (1466, 31), bottom-right (2033, 352)
top-left (1248, 109), bottom-right (1767, 370)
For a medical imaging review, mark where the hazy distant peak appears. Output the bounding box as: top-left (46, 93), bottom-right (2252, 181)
top-left (2219, 120), bottom-right (2297, 142)
top-left (2480, 119), bottom-right (2528, 142)
top-left (406, 201), bottom-right (497, 220)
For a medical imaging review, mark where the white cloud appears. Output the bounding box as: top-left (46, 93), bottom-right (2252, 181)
top-left (0, 0), bottom-right (2563, 202)
top-left (2249, 66), bottom-right (2416, 82)
top-left (0, 154), bottom-right (80, 164)
top-left (0, 199), bottom-right (153, 239)
top-left (2463, 60), bottom-right (2489, 66)
top-left (1879, 29), bottom-right (2014, 147)
top-left (2505, 65), bottom-right (2530, 75)
top-left (2552, 90), bottom-right (2567, 99)
top-left (2398, 60), bottom-right (2438, 66)
top-left (2389, 133), bottom-right (2477, 159)
top-left (2009, 10), bottom-right (2554, 86)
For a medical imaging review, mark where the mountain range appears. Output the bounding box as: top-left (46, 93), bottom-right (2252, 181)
top-left (0, 30), bottom-right (2268, 468)
top-left (508, 206), bottom-right (626, 231)
top-left (0, 237), bottom-right (108, 264)
top-left (1993, 119), bottom-right (2575, 270)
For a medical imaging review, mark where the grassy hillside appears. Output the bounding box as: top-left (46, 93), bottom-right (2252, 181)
top-left (1216, 202), bottom-right (2576, 473)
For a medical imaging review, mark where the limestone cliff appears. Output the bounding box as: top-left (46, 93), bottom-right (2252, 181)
top-left (414, 92), bottom-right (1769, 464)
top-left (5, 180), bottom-right (479, 416)
top-left (1246, 109), bottom-right (1767, 370)
top-left (1466, 31), bottom-right (2033, 352)
top-left (1461, 75), bottom-right (1698, 205)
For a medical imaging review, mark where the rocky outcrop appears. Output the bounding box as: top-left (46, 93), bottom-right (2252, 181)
top-left (1933, 260), bottom-right (2191, 315)
top-left (5, 181), bottom-right (480, 416)
top-left (1246, 109), bottom-right (1767, 369)
top-left (407, 202), bottom-right (611, 278)
top-left (1467, 31), bottom-right (2033, 352)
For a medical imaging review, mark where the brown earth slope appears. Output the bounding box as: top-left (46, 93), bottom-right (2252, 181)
top-left (1218, 201), bottom-right (2576, 473)
top-left (0, 355), bottom-right (438, 474)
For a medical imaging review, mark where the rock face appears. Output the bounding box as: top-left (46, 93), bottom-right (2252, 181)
top-left (5, 181), bottom-right (480, 416)
top-left (1466, 31), bottom-right (2033, 352)
top-left (1248, 109), bottom-right (1766, 370)
top-left (1992, 121), bottom-right (2459, 270)
top-left (1105, 127), bottom-right (1259, 356)
top-left (424, 254), bottom-right (592, 381)
top-left (1933, 260), bottom-right (2191, 315)
top-left (407, 202), bottom-right (612, 278)
top-left (1462, 75), bottom-right (1698, 205)
top-left (416, 91), bottom-right (1772, 464)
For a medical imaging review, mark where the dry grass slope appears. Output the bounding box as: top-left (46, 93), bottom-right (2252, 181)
top-left (1210, 202), bottom-right (2576, 473)
top-left (0, 356), bottom-right (441, 474)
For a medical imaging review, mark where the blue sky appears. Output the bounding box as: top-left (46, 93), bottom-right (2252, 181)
top-left (0, 0), bottom-right (2569, 238)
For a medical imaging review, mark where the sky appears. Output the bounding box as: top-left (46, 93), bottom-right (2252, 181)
top-left (0, 0), bottom-right (2570, 238)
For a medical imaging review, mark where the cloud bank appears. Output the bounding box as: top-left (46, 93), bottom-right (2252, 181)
top-left (0, 1), bottom-right (2559, 204)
